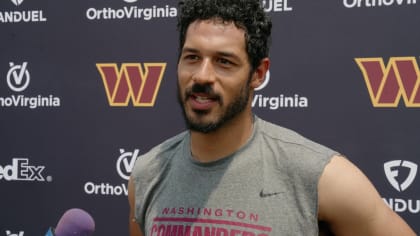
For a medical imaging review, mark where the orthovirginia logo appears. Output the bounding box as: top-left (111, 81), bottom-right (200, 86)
top-left (344, 0), bottom-right (416, 8)
top-left (86, 1), bottom-right (177, 21)
top-left (84, 149), bottom-right (140, 196)
top-left (383, 160), bottom-right (419, 214)
top-left (0, 0), bottom-right (47, 23)
top-left (7, 62), bottom-right (30, 92)
top-left (97, 63), bottom-right (166, 107)
top-left (355, 57), bottom-right (420, 108)
top-left (0, 62), bottom-right (61, 109)
top-left (252, 70), bottom-right (309, 109)
top-left (116, 149), bottom-right (139, 180)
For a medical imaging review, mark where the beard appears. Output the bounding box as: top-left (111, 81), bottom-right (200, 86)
top-left (177, 79), bottom-right (251, 134)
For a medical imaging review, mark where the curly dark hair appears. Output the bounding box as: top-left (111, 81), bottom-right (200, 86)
top-left (177, 0), bottom-right (272, 72)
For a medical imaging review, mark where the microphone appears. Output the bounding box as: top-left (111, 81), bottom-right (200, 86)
top-left (45, 208), bottom-right (95, 236)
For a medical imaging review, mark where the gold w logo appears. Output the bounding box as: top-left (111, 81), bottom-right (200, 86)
top-left (355, 57), bottom-right (420, 107)
top-left (96, 63), bottom-right (166, 107)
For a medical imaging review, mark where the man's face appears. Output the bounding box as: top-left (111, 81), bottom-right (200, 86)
top-left (177, 19), bottom-right (253, 133)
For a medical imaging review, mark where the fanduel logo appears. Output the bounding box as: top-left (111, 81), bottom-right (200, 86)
top-left (11, 0), bottom-right (24, 6)
top-left (84, 149), bottom-right (140, 196)
top-left (97, 63), bottom-right (166, 107)
top-left (252, 70), bottom-right (309, 109)
top-left (0, 158), bottom-right (52, 182)
top-left (344, 0), bottom-right (417, 8)
top-left (262, 0), bottom-right (293, 12)
top-left (1, 62), bottom-right (61, 109)
top-left (0, 0), bottom-right (47, 23)
top-left (355, 57), bottom-right (420, 108)
top-left (383, 160), bottom-right (419, 214)
top-left (384, 160), bottom-right (417, 192)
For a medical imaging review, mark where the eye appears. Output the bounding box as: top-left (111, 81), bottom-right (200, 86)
top-left (183, 54), bottom-right (200, 62)
top-left (217, 58), bottom-right (234, 66)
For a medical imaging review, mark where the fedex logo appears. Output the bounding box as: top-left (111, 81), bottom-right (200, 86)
top-left (0, 158), bottom-right (50, 182)
top-left (355, 57), bottom-right (420, 107)
top-left (96, 63), bottom-right (166, 107)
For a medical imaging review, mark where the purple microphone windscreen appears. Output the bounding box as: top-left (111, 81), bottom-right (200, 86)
top-left (54, 208), bottom-right (95, 236)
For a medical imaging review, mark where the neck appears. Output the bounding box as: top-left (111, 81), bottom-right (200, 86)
top-left (190, 111), bottom-right (254, 163)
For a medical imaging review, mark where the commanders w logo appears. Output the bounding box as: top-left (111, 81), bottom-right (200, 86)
top-left (97, 63), bottom-right (166, 107)
top-left (355, 57), bottom-right (420, 107)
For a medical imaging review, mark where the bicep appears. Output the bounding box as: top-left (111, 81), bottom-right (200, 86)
top-left (318, 155), bottom-right (415, 236)
top-left (128, 176), bottom-right (144, 236)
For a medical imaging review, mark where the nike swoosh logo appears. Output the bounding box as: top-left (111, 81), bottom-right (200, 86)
top-left (259, 190), bottom-right (281, 198)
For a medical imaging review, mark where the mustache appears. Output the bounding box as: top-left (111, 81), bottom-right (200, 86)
top-left (185, 83), bottom-right (221, 100)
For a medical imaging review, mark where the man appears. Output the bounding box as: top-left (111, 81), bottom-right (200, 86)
top-left (128, 0), bottom-right (416, 235)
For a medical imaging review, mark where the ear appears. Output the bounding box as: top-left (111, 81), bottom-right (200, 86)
top-left (250, 58), bottom-right (270, 89)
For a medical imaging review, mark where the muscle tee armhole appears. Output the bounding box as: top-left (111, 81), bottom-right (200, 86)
top-left (130, 131), bottom-right (188, 232)
top-left (314, 153), bottom-right (337, 219)
top-left (257, 117), bottom-right (340, 220)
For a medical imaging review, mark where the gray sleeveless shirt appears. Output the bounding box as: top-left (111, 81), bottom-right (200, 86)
top-left (132, 116), bottom-right (337, 236)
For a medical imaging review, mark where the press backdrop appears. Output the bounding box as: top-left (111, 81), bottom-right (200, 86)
top-left (1, 0), bottom-right (419, 235)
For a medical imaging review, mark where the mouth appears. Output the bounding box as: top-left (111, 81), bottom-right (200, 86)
top-left (187, 93), bottom-right (219, 111)
top-left (194, 95), bottom-right (213, 103)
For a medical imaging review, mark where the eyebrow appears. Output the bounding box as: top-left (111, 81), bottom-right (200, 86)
top-left (181, 47), bottom-right (242, 62)
top-left (181, 47), bottom-right (199, 55)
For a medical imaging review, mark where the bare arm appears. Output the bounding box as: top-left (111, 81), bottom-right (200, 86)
top-left (318, 155), bottom-right (415, 236)
top-left (128, 176), bottom-right (144, 236)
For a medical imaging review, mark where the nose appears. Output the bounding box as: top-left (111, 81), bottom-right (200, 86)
top-left (192, 59), bottom-right (215, 84)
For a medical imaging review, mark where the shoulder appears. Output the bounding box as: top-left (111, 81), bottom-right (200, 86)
top-left (255, 117), bottom-right (337, 163)
top-left (253, 117), bottom-right (339, 195)
top-left (131, 131), bottom-right (188, 181)
top-left (318, 155), bottom-right (416, 235)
